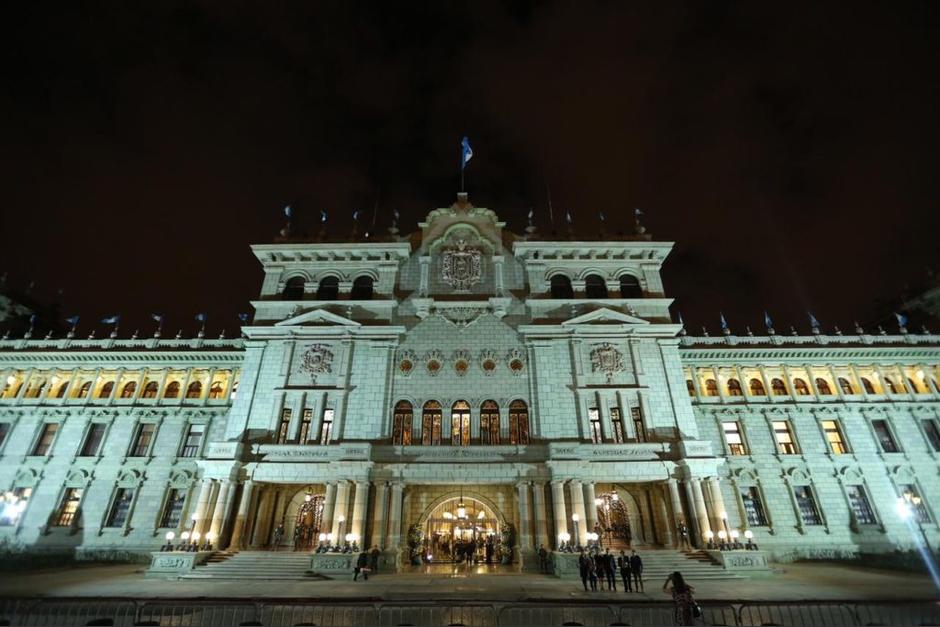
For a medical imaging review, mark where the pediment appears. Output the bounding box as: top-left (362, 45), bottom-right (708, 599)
top-left (561, 307), bottom-right (648, 326)
top-left (274, 308), bottom-right (361, 327)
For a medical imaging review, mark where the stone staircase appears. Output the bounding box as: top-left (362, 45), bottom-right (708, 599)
top-left (621, 548), bottom-right (746, 581)
top-left (181, 550), bottom-right (322, 581)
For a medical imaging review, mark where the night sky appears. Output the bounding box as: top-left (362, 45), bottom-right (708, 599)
top-left (2, 2), bottom-right (938, 337)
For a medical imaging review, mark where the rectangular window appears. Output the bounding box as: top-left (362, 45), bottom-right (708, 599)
top-left (298, 409), bottom-right (313, 443)
top-left (846, 485), bottom-right (877, 525)
top-left (773, 421), bottom-right (798, 455)
top-left (722, 421), bottom-right (747, 455)
top-left (276, 408), bottom-right (292, 444)
top-left (160, 488), bottom-right (187, 528)
top-left (319, 409), bottom-right (334, 445)
top-left (0, 487), bottom-right (31, 526)
top-left (0, 423), bottom-right (9, 448)
top-left (54, 488), bottom-right (83, 527)
top-left (129, 423), bottom-right (155, 457)
top-left (740, 486), bottom-right (768, 526)
top-left (923, 419), bottom-right (940, 453)
top-left (793, 485), bottom-right (823, 525)
top-left (79, 423), bottom-right (106, 457)
top-left (105, 488), bottom-right (135, 527)
top-left (900, 484), bottom-right (931, 523)
top-left (32, 423), bottom-right (58, 456)
top-left (631, 406), bottom-right (646, 443)
top-left (872, 419), bottom-right (899, 453)
top-left (610, 408), bottom-right (624, 443)
top-left (588, 408), bottom-right (602, 444)
top-left (180, 424), bottom-right (205, 458)
top-left (822, 420), bottom-right (848, 455)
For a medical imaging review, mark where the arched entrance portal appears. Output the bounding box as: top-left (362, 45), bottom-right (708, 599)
top-left (282, 486), bottom-right (325, 550)
top-left (420, 496), bottom-right (502, 564)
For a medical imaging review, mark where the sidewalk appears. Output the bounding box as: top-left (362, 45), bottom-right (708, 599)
top-left (0, 561), bottom-right (937, 602)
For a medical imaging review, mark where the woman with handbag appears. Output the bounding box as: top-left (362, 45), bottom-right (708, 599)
top-left (663, 571), bottom-right (698, 625)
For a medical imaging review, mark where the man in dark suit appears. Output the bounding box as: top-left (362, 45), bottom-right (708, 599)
top-left (617, 550), bottom-right (632, 591)
top-left (593, 550), bottom-right (607, 590)
top-left (603, 549), bottom-right (617, 591)
top-left (629, 550), bottom-right (644, 591)
top-left (578, 550), bottom-right (592, 591)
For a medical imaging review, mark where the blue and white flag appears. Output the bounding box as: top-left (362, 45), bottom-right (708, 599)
top-left (461, 136), bottom-right (473, 169)
top-left (238, 313), bottom-right (249, 323)
top-left (65, 315), bottom-right (80, 327)
top-left (565, 210), bottom-right (573, 225)
top-left (195, 313), bottom-right (207, 323)
top-left (894, 312), bottom-right (909, 327)
top-left (677, 311), bottom-right (685, 327)
top-left (634, 208), bottom-right (643, 216)
top-left (101, 315), bottom-right (120, 325)
top-left (393, 209), bottom-right (400, 222)
top-left (527, 208), bottom-right (534, 221)
top-left (352, 209), bottom-right (360, 221)
top-left (28, 314), bottom-right (36, 326)
top-left (151, 314), bottom-right (164, 323)
top-left (807, 311), bottom-right (821, 329)
top-left (599, 211), bottom-right (606, 222)
top-left (320, 210), bottom-right (327, 223)
top-left (719, 312), bottom-right (729, 330)
top-left (284, 205), bottom-right (293, 218)
top-left (764, 311), bottom-right (773, 329)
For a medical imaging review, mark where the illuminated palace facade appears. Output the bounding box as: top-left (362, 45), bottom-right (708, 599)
top-left (0, 194), bottom-right (938, 567)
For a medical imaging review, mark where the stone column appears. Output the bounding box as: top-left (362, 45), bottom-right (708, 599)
top-left (386, 482), bottom-right (404, 548)
top-left (666, 479), bottom-right (684, 548)
top-left (320, 481), bottom-right (337, 539)
top-left (371, 482), bottom-right (389, 549)
top-left (690, 478), bottom-right (712, 544)
top-left (568, 480), bottom-right (588, 546)
top-left (331, 481), bottom-right (350, 542)
top-left (208, 481), bottom-right (233, 540)
top-left (531, 482), bottom-right (549, 549)
top-left (516, 481), bottom-right (533, 550)
top-left (550, 481), bottom-right (568, 548)
top-left (192, 479), bottom-right (214, 535)
top-left (583, 482), bottom-right (598, 534)
top-left (228, 480), bottom-right (254, 549)
top-left (350, 480), bottom-right (369, 543)
top-left (655, 490), bottom-right (674, 546)
top-left (707, 477), bottom-right (729, 537)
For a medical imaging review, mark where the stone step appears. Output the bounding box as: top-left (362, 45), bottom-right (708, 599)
top-left (184, 550), bottom-right (318, 581)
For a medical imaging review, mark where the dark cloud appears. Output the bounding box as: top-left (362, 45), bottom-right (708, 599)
top-left (1, 1), bottom-right (937, 334)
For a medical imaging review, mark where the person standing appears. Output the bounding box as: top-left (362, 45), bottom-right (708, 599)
top-left (578, 550), bottom-right (592, 591)
top-left (678, 521), bottom-right (691, 551)
top-left (603, 549), bottom-right (617, 591)
top-left (663, 571), bottom-right (697, 626)
top-left (593, 550), bottom-right (607, 590)
top-left (354, 550), bottom-right (370, 581)
top-left (537, 544), bottom-right (548, 573)
top-left (617, 550), bottom-right (632, 592)
top-left (370, 545), bottom-right (380, 573)
top-left (587, 555), bottom-right (598, 591)
top-left (272, 523), bottom-right (284, 551)
top-left (630, 549), bottom-right (644, 592)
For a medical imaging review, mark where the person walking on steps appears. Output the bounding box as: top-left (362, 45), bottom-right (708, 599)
top-left (538, 544), bottom-right (548, 573)
top-left (663, 571), bottom-right (698, 626)
top-left (617, 550), bottom-right (632, 592)
top-left (354, 551), bottom-right (370, 581)
top-left (630, 549), bottom-right (644, 592)
top-left (272, 523), bottom-right (284, 551)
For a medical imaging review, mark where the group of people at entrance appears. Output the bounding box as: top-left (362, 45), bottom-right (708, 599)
top-left (577, 548), bottom-right (644, 592)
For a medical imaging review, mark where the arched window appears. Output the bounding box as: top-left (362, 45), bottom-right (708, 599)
top-left (451, 401), bottom-right (471, 446)
top-left (585, 274), bottom-right (608, 299)
top-left (351, 276), bottom-right (374, 300)
top-left (98, 381), bottom-right (115, 398)
top-left (78, 381), bottom-right (92, 398)
top-left (793, 378), bottom-right (810, 396)
top-left (550, 274), bottom-right (573, 299)
top-left (164, 381), bottom-right (181, 399)
top-left (619, 274), bottom-right (642, 298)
top-left (749, 378), bottom-right (766, 396)
top-left (421, 401), bottom-right (442, 445)
top-left (727, 378), bottom-right (743, 396)
top-left (815, 378), bottom-right (832, 396)
top-left (316, 276), bottom-right (339, 300)
top-left (509, 400), bottom-right (530, 445)
top-left (282, 276), bottom-right (305, 300)
top-left (883, 376), bottom-right (899, 394)
top-left (186, 381), bottom-right (203, 399)
top-left (838, 377), bottom-right (855, 395)
top-left (120, 381), bottom-right (136, 399)
top-left (481, 400), bottom-right (500, 445)
top-left (704, 379), bottom-right (719, 397)
top-left (54, 382), bottom-right (69, 398)
top-left (142, 381), bottom-right (159, 398)
top-left (208, 381), bottom-right (224, 399)
top-left (908, 378), bottom-right (922, 394)
top-left (861, 377), bottom-right (875, 394)
top-left (392, 401), bottom-right (413, 445)
top-left (686, 380), bottom-right (696, 397)
top-left (771, 378), bottom-right (788, 396)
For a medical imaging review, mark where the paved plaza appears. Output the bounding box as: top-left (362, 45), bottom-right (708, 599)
top-left (0, 561), bottom-right (936, 602)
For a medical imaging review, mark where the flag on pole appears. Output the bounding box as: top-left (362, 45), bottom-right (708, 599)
top-left (151, 314), bottom-right (164, 324)
top-left (195, 313), bottom-right (207, 323)
top-left (634, 208), bottom-right (643, 216)
top-left (320, 210), bottom-right (327, 223)
top-left (284, 205), bottom-right (293, 218)
top-left (238, 313), bottom-right (249, 323)
top-left (527, 208), bottom-right (534, 221)
top-left (677, 311), bottom-right (685, 327)
top-left (565, 210), bottom-right (573, 224)
top-left (28, 314), bottom-right (36, 326)
top-left (807, 311), bottom-right (821, 329)
top-left (719, 312), bottom-right (729, 330)
top-left (764, 311), bottom-right (773, 329)
top-left (894, 312), bottom-right (909, 328)
top-left (461, 137), bottom-right (473, 169)
top-left (599, 211), bottom-right (606, 222)
top-left (65, 315), bottom-right (80, 327)
top-left (101, 315), bottom-right (120, 325)
top-left (352, 209), bottom-right (360, 221)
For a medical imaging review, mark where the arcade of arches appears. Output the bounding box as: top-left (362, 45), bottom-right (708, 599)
top-left (208, 476), bottom-right (713, 566)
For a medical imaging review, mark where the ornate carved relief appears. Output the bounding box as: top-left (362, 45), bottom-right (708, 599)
top-left (506, 348), bottom-right (526, 376)
top-left (441, 237), bottom-right (483, 291)
top-left (590, 343), bottom-right (625, 381)
top-left (452, 349), bottom-right (471, 376)
top-left (397, 349), bottom-right (417, 377)
top-left (299, 344), bottom-right (334, 382)
top-left (425, 350), bottom-right (444, 377)
top-left (479, 349), bottom-right (498, 376)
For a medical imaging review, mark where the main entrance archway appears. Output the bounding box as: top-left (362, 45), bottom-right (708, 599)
top-left (418, 495), bottom-right (504, 564)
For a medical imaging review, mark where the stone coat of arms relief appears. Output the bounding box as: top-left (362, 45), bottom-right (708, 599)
top-left (441, 238), bottom-right (483, 291)
top-left (299, 344), bottom-right (334, 382)
top-left (590, 343), bottom-right (625, 382)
